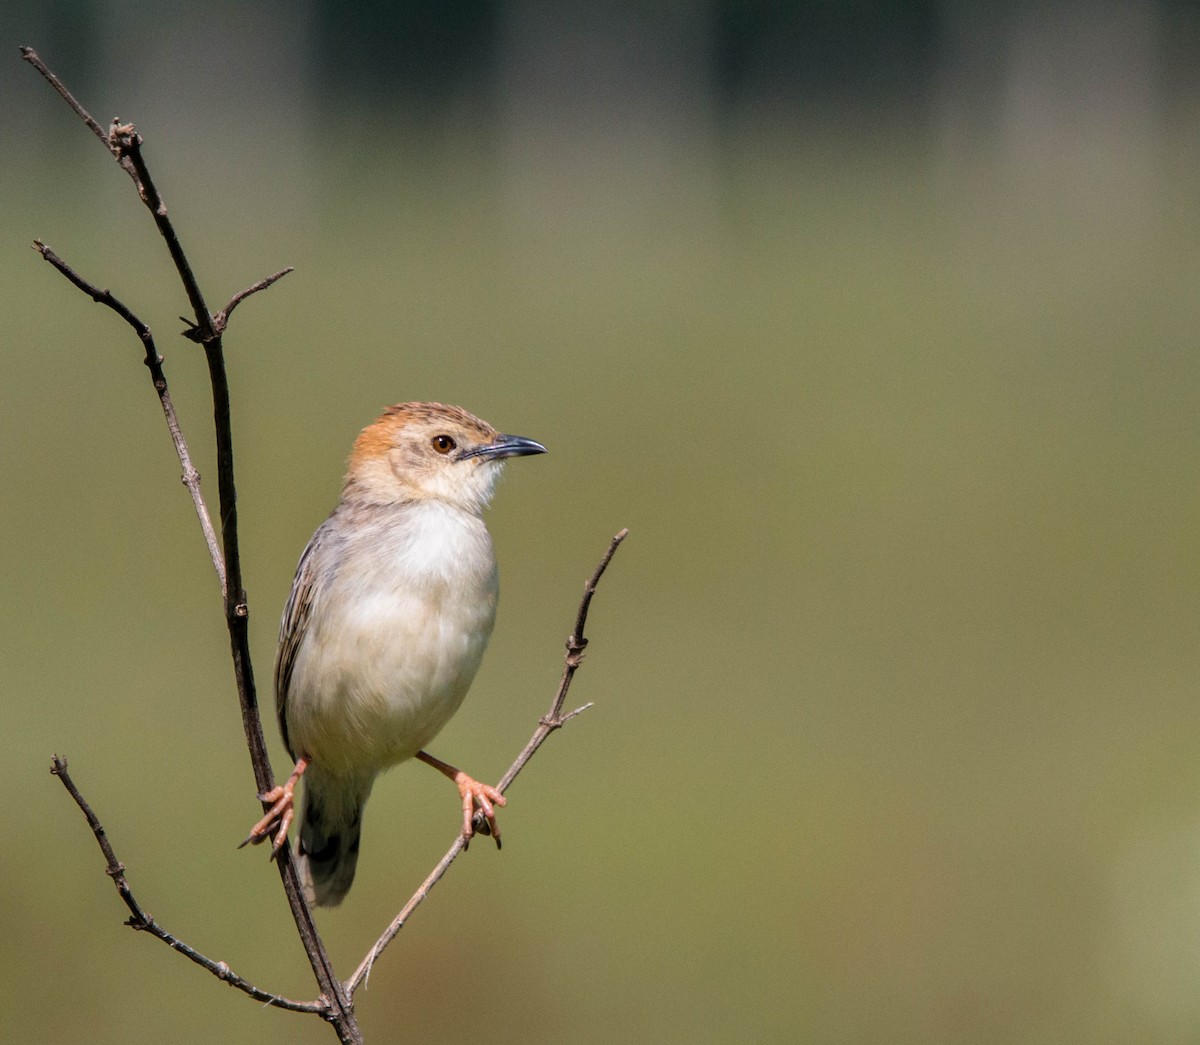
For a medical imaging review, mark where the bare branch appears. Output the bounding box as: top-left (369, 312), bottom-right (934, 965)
top-left (347, 528), bottom-right (629, 995)
top-left (50, 755), bottom-right (326, 1015)
top-left (32, 240), bottom-right (225, 591)
top-left (26, 51), bottom-right (359, 1043)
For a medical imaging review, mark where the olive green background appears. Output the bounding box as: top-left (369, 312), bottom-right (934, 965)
top-left (5, 9), bottom-right (1200, 1044)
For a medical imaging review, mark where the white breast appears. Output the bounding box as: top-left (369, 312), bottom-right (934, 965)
top-left (284, 501), bottom-right (499, 778)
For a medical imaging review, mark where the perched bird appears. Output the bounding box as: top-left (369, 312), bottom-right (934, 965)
top-left (243, 402), bottom-right (546, 906)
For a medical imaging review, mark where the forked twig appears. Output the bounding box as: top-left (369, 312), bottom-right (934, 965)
top-left (347, 528), bottom-right (628, 994)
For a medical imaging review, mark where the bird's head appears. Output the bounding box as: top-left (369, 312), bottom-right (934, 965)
top-left (344, 402), bottom-right (546, 513)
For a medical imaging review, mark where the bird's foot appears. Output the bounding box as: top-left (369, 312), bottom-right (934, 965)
top-left (455, 772), bottom-right (507, 849)
top-left (417, 751), bottom-right (507, 849)
top-left (238, 756), bottom-right (308, 858)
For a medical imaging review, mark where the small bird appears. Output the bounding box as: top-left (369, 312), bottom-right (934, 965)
top-left (243, 402), bottom-right (546, 906)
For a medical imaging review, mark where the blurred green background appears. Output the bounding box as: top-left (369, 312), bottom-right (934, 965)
top-left (4, 2), bottom-right (1200, 1042)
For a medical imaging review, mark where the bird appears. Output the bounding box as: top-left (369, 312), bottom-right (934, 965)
top-left (242, 402), bottom-right (546, 906)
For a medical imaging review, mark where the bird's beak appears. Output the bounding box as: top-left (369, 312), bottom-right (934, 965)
top-left (458, 434), bottom-right (548, 462)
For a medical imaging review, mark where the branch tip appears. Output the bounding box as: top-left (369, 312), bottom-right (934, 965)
top-left (22, 47), bottom-right (115, 151)
top-left (212, 266), bottom-right (295, 333)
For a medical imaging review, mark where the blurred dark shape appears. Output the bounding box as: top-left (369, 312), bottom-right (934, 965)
top-left (713, 0), bottom-right (941, 110)
top-left (311, 0), bottom-right (499, 115)
top-left (306, 0), bottom-right (944, 124)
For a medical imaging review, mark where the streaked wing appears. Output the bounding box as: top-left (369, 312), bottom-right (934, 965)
top-left (275, 525), bottom-right (329, 761)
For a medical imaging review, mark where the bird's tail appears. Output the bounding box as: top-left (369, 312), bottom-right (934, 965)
top-left (296, 770), bottom-right (373, 908)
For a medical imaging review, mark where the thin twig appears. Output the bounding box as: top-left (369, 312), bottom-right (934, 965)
top-left (19, 47), bottom-right (107, 142)
top-left (32, 240), bottom-right (225, 592)
top-left (547, 526), bottom-right (629, 725)
top-left (19, 47), bottom-right (142, 189)
top-left (210, 267), bottom-right (295, 335)
top-left (50, 755), bottom-right (325, 1015)
top-left (347, 528), bottom-right (629, 995)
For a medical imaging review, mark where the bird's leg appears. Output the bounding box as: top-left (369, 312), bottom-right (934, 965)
top-left (239, 756), bottom-right (309, 858)
top-left (416, 750), bottom-right (506, 849)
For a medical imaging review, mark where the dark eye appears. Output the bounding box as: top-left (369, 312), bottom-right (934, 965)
top-left (431, 434), bottom-right (456, 454)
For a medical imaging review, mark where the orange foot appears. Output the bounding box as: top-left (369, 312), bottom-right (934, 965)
top-left (238, 757), bottom-right (308, 858)
top-left (416, 750), bottom-right (507, 849)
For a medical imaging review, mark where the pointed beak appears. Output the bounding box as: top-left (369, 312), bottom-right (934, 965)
top-left (458, 434), bottom-right (547, 462)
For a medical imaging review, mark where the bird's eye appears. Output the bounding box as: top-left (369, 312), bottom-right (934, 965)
top-left (431, 434), bottom-right (456, 454)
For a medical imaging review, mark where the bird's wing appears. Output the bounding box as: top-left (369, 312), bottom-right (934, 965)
top-left (275, 524), bottom-right (330, 761)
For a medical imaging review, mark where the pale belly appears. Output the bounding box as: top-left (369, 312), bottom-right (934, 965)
top-left (284, 570), bottom-right (498, 779)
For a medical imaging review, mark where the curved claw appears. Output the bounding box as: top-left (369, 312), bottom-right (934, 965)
top-left (456, 774), bottom-right (507, 849)
top-left (238, 757), bottom-right (308, 858)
